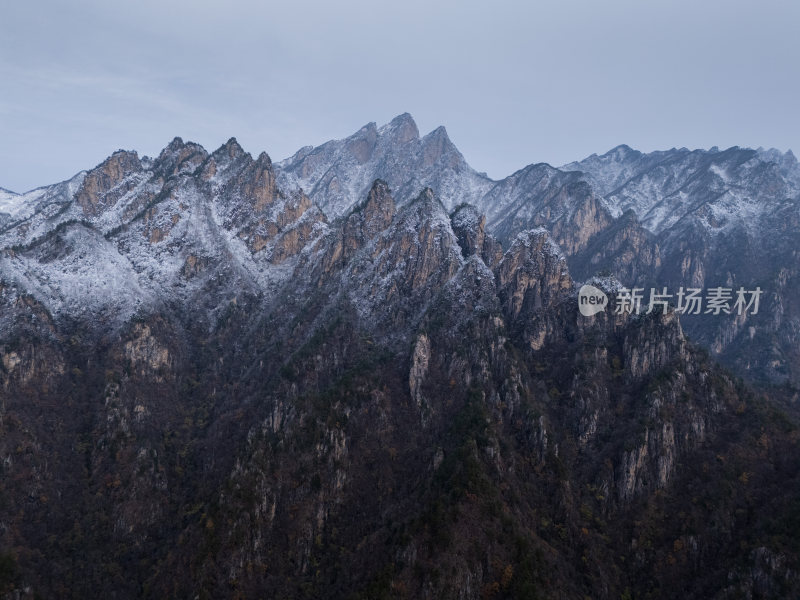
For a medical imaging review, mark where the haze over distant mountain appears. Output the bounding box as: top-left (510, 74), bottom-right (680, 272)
top-left (0, 115), bottom-right (798, 599)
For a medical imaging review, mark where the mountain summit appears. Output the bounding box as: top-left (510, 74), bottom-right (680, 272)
top-left (276, 113), bottom-right (493, 218)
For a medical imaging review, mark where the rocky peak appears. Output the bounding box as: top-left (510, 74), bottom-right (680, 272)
top-left (317, 180), bottom-right (395, 274)
top-left (75, 149), bottom-right (142, 216)
top-left (165, 136), bottom-right (185, 153)
top-left (255, 150), bottom-right (273, 168)
top-left (335, 186), bottom-right (463, 328)
top-left (758, 147), bottom-right (800, 182)
top-left (420, 125), bottom-right (461, 169)
top-left (3, 127), bottom-right (800, 600)
top-left (247, 161), bottom-right (277, 212)
top-left (449, 203), bottom-right (503, 268)
top-left (497, 229), bottom-right (572, 324)
top-left (275, 113), bottom-right (493, 219)
top-left (203, 137), bottom-right (250, 181)
top-left (450, 203), bottom-right (486, 256)
top-left (219, 137), bottom-right (245, 160)
top-left (607, 143), bottom-right (641, 161)
top-left (226, 149), bottom-right (277, 213)
top-left (561, 144), bottom-right (653, 199)
top-left (569, 207), bottom-right (661, 284)
top-left (152, 138), bottom-right (209, 178)
top-left (153, 136), bottom-right (186, 168)
top-left (412, 185), bottom-right (435, 204)
top-left (379, 112), bottom-right (419, 144)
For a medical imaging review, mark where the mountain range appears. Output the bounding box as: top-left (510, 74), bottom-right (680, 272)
top-left (0, 114), bottom-right (798, 599)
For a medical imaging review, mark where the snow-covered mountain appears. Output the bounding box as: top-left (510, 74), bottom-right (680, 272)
top-left (2, 117), bottom-right (800, 599)
top-left (562, 144), bottom-right (800, 234)
top-left (1, 113), bottom-right (799, 384)
top-left (276, 113), bottom-right (494, 218)
top-left (0, 137), bottom-right (328, 327)
top-left (277, 116), bottom-right (800, 250)
top-left (275, 115), bottom-right (800, 384)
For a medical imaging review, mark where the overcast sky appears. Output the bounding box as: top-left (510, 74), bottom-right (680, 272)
top-left (1, 0), bottom-right (798, 193)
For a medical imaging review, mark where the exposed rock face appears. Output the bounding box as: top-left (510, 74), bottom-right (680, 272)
top-left (486, 173), bottom-right (614, 255)
top-left (240, 152), bottom-right (277, 212)
top-left (152, 137), bottom-right (209, 178)
top-left (0, 130), bottom-right (799, 600)
top-left (76, 150), bottom-right (143, 216)
top-left (329, 187), bottom-right (463, 331)
top-left (622, 309), bottom-right (686, 382)
top-left (409, 332), bottom-right (430, 407)
top-left (450, 203), bottom-right (503, 268)
top-left (0, 134), bottom-right (331, 330)
top-left (350, 179), bottom-right (396, 240)
top-left (570, 209), bottom-right (662, 285)
top-left (316, 179), bottom-right (397, 279)
top-left (123, 323), bottom-right (172, 376)
top-left (9, 116), bottom-right (800, 385)
top-left (563, 144), bottom-right (800, 385)
top-left (276, 113), bottom-right (494, 218)
top-left (341, 179), bottom-right (396, 259)
top-left (275, 115), bottom-right (800, 386)
top-left (497, 229), bottom-right (572, 320)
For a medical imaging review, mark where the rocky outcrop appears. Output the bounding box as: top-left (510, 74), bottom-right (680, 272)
top-left (152, 137), bottom-right (209, 178)
top-left (317, 180), bottom-right (397, 277)
top-left (570, 209), bottom-right (662, 284)
top-left (76, 150), bottom-right (143, 216)
top-left (450, 203), bottom-right (503, 268)
top-left (622, 309), bottom-right (687, 382)
top-left (332, 187), bottom-right (463, 330)
top-left (409, 332), bottom-right (430, 407)
top-left (123, 323), bottom-right (172, 377)
top-left (497, 229), bottom-right (572, 319)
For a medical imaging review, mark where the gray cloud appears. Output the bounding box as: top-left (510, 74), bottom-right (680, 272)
top-left (1, 0), bottom-right (798, 192)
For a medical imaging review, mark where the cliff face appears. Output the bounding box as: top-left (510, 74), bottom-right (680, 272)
top-left (0, 135), bottom-right (799, 599)
top-left (273, 117), bottom-right (800, 387)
